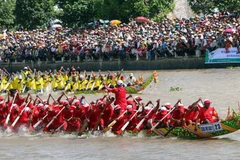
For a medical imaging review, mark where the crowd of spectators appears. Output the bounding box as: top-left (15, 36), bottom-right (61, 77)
top-left (0, 11), bottom-right (240, 63)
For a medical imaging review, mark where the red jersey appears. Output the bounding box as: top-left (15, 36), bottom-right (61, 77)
top-left (185, 110), bottom-right (199, 122)
top-left (199, 106), bottom-right (218, 123)
top-left (107, 86), bottom-right (127, 110)
top-left (102, 104), bottom-right (113, 127)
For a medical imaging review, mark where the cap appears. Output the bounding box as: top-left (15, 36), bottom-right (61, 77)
top-left (129, 73), bottom-right (133, 77)
top-left (164, 103), bottom-right (171, 109)
top-left (160, 107), bottom-right (167, 111)
top-left (117, 80), bottom-right (123, 86)
top-left (144, 106), bottom-right (151, 111)
top-left (97, 101), bottom-right (104, 106)
top-left (204, 99), bottom-right (211, 104)
top-left (134, 96), bottom-right (142, 101)
top-left (74, 100), bottom-right (80, 106)
top-left (24, 67), bottom-right (28, 70)
top-left (114, 105), bottom-right (121, 110)
top-left (38, 103), bottom-right (44, 108)
top-left (24, 107), bottom-right (31, 112)
top-left (44, 105), bottom-right (49, 110)
top-left (178, 103), bottom-right (184, 107)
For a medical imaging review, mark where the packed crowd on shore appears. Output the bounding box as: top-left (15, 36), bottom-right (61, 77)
top-left (0, 11), bottom-right (240, 63)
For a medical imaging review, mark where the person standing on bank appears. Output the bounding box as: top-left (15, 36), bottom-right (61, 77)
top-left (104, 80), bottom-right (127, 110)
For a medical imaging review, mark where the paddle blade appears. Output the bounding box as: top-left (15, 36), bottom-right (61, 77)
top-left (102, 127), bottom-right (110, 133)
top-left (146, 129), bottom-right (152, 135)
top-left (9, 126), bottom-right (14, 131)
top-left (29, 124), bottom-right (34, 132)
top-left (3, 123), bottom-right (8, 130)
top-left (116, 130), bottom-right (123, 135)
top-left (132, 128), bottom-right (138, 133)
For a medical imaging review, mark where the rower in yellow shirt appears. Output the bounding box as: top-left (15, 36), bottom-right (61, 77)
top-left (78, 75), bottom-right (88, 91)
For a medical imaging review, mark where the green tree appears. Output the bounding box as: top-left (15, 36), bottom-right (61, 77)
top-left (15, 0), bottom-right (54, 29)
top-left (55, 0), bottom-right (95, 27)
top-left (101, 0), bottom-right (174, 22)
top-left (187, 0), bottom-right (240, 14)
top-left (0, 0), bottom-right (16, 28)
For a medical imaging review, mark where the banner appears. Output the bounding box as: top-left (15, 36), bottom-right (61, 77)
top-left (205, 48), bottom-right (240, 64)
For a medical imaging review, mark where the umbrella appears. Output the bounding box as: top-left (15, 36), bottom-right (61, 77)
top-left (135, 16), bottom-right (149, 23)
top-left (52, 24), bottom-right (62, 29)
top-left (99, 19), bottom-right (109, 24)
top-left (224, 28), bottom-right (238, 33)
top-left (52, 19), bottom-right (62, 24)
top-left (110, 20), bottom-right (121, 26)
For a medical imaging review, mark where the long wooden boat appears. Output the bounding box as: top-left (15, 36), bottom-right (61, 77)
top-left (70, 110), bottom-right (240, 139)
top-left (121, 110), bottom-right (240, 139)
top-left (72, 74), bottom-right (155, 95)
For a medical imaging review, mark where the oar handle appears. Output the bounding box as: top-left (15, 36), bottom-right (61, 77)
top-left (136, 107), bottom-right (154, 129)
top-left (3, 91), bottom-right (18, 128)
top-left (11, 100), bottom-right (31, 128)
top-left (150, 106), bottom-right (176, 131)
top-left (33, 114), bottom-right (48, 128)
top-left (46, 107), bottom-right (65, 128)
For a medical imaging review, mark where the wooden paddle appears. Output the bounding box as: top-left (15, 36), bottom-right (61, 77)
top-left (103, 110), bottom-right (127, 133)
top-left (10, 100), bottom-right (32, 130)
top-left (78, 97), bottom-right (94, 136)
top-left (53, 116), bottom-right (73, 133)
top-left (32, 113), bottom-right (49, 131)
top-left (132, 106), bottom-right (155, 133)
top-left (3, 91), bottom-right (18, 129)
top-left (116, 109), bottom-right (140, 135)
top-left (146, 106), bottom-right (176, 135)
top-left (45, 106), bottom-right (65, 129)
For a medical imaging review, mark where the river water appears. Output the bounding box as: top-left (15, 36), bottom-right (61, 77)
top-left (1, 69), bottom-right (240, 160)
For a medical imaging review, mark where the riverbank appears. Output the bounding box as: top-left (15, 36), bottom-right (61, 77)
top-left (1, 57), bottom-right (240, 72)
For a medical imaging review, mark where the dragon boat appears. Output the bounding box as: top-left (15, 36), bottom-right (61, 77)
top-left (70, 109), bottom-right (240, 139)
top-left (123, 110), bottom-right (240, 139)
top-left (72, 72), bottom-right (157, 94)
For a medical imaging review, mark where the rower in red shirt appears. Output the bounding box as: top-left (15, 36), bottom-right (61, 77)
top-left (170, 103), bottom-right (187, 127)
top-left (62, 101), bottom-right (74, 131)
top-left (185, 98), bottom-right (202, 126)
top-left (198, 99), bottom-right (219, 124)
top-left (124, 105), bottom-right (138, 130)
top-left (104, 80), bottom-right (127, 110)
top-left (126, 95), bottom-right (142, 111)
top-left (88, 101), bottom-right (103, 130)
top-left (102, 97), bottom-right (114, 127)
top-left (69, 100), bottom-right (84, 132)
top-left (0, 101), bottom-right (7, 126)
top-left (153, 106), bottom-right (171, 128)
top-left (110, 105), bottom-right (126, 133)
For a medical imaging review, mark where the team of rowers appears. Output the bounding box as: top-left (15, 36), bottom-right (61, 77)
top-left (0, 84), bottom-right (220, 135)
top-left (0, 66), bottom-right (142, 93)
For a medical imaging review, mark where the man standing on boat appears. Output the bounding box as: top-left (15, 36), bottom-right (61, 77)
top-left (104, 80), bottom-right (127, 110)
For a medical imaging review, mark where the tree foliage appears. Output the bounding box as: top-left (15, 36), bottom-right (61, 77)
top-left (15, 0), bottom-right (54, 29)
top-left (100, 0), bottom-right (174, 22)
top-left (0, 0), bottom-right (16, 28)
top-left (55, 0), bottom-right (95, 27)
top-left (187, 0), bottom-right (240, 14)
